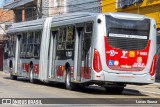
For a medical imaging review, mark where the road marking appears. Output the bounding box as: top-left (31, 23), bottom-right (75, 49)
top-left (12, 104), bottom-right (21, 107)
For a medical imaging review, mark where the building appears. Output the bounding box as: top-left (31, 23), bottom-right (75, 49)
top-left (67, 0), bottom-right (101, 13)
top-left (47, 0), bottom-right (67, 16)
top-left (3, 0), bottom-right (101, 21)
top-left (4, 0), bottom-right (40, 22)
top-left (3, 0), bottom-right (67, 20)
top-left (0, 9), bottom-right (14, 70)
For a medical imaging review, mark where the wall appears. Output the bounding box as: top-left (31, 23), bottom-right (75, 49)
top-left (0, 9), bottom-right (14, 70)
top-left (42, 0), bottom-right (49, 17)
top-left (48, 0), bottom-right (65, 16)
top-left (67, 0), bottom-right (101, 13)
top-left (0, 9), bottom-right (14, 22)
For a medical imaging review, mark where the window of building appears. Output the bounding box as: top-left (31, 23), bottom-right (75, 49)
top-left (116, 0), bottom-right (143, 9)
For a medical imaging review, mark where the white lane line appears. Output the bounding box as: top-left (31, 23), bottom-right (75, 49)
top-left (12, 104), bottom-right (21, 107)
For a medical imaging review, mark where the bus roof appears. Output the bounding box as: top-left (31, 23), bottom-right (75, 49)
top-left (7, 12), bottom-right (98, 33)
top-left (7, 12), bottom-right (150, 34)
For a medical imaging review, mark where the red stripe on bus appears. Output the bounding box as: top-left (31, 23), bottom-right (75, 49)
top-left (81, 67), bottom-right (91, 79)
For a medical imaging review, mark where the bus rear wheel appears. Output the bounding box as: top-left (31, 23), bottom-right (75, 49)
top-left (105, 86), bottom-right (124, 94)
top-left (10, 74), bottom-right (17, 80)
top-left (65, 70), bottom-right (76, 90)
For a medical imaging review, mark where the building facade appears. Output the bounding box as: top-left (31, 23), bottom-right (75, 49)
top-left (0, 9), bottom-right (14, 70)
top-left (67, 0), bottom-right (101, 13)
top-left (4, 0), bottom-right (39, 22)
top-left (4, 0), bottom-right (101, 20)
top-left (3, 0), bottom-right (66, 20)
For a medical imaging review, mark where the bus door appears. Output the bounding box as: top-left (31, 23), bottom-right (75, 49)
top-left (15, 34), bottom-right (21, 74)
top-left (81, 22), bottom-right (92, 79)
top-left (74, 26), bottom-right (84, 81)
top-left (48, 31), bottom-right (57, 78)
top-left (74, 23), bottom-right (93, 81)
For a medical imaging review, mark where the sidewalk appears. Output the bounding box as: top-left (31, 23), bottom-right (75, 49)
top-left (126, 83), bottom-right (160, 96)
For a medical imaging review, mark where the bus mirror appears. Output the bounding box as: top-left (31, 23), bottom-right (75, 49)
top-left (66, 51), bottom-right (72, 58)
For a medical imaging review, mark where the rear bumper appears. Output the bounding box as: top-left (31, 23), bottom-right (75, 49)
top-left (92, 70), bottom-right (155, 84)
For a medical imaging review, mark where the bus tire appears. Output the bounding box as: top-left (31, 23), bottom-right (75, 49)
top-left (29, 68), bottom-right (37, 83)
top-left (10, 74), bottom-right (17, 80)
top-left (105, 86), bottom-right (124, 94)
top-left (65, 70), bottom-right (76, 90)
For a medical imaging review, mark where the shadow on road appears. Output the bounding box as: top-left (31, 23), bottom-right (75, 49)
top-left (3, 76), bottom-right (147, 96)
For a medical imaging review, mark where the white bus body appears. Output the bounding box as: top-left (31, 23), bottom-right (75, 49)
top-left (3, 12), bottom-right (157, 93)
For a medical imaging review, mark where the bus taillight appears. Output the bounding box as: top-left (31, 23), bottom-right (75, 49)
top-left (149, 54), bottom-right (157, 76)
top-left (93, 49), bottom-right (102, 73)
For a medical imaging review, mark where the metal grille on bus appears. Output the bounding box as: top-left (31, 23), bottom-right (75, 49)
top-left (107, 37), bottom-right (148, 50)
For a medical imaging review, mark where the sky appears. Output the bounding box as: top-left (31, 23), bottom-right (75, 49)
top-left (0, 0), bottom-right (14, 8)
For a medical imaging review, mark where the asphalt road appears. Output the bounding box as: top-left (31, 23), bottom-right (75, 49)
top-left (0, 72), bottom-right (160, 107)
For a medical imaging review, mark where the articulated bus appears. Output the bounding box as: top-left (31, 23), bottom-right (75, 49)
top-left (3, 12), bottom-right (157, 93)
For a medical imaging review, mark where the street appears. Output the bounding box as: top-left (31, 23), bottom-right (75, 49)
top-left (0, 71), bottom-right (160, 107)
top-left (0, 71), bottom-right (158, 98)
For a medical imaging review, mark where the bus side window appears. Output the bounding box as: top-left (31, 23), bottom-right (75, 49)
top-left (57, 27), bottom-right (66, 50)
top-left (85, 22), bottom-right (93, 33)
top-left (34, 31), bottom-right (41, 58)
top-left (26, 32), bottom-right (34, 57)
top-left (56, 27), bottom-right (67, 60)
top-left (82, 22), bottom-right (93, 60)
top-left (20, 33), bottom-right (27, 57)
top-left (9, 35), bottom-right (16, 57)
top-left (66, 26), bottom-right (74, 50)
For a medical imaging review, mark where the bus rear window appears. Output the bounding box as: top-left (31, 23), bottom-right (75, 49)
top-left (106, 15), bottom-right (150, 39)
top-left (105, 15), bottom-right (150, 50)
